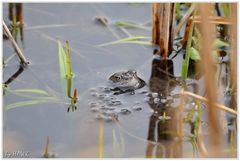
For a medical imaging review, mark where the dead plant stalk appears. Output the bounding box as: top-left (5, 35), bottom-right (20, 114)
top-left (3, 20), bottom-right (28, 65)
top-left (198, 3), bottom-right (223, 155)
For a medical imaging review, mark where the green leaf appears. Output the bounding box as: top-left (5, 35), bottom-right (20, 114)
top-left (65, 41), bottom-right (73, 98)
top-left (13, 89), bottom-right (50, 96)
top-left (176, 3), bottom-right (181, 21)
top-left (189, 47), bottom-right (201, 60)
top-left (4, 100), bottom-right (54, 110)
top-left (65, 40), bottom-right (72, 80)
top-left (214, 39), bottom-right (229, 49)
top-left (220, 3), bottom-right (229, 17)
top-left (181, 8), bottom-right (197, 80)
top-left (7, 89), bottom-right (58, 101)
top-left (185, 106), bottom-right (195, 122)
top-left (115, 21), bottom-right (150, 30)
top-left (58, 40), bottom-right (67, 79)
top-left (96, 36), bottom-right (152, 47)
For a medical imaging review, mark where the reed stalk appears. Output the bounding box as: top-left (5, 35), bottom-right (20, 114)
top-left (3, 20), bottom-right (28, 65)
top-left (152, 3), bottom-right (175, 58)
top-left (229, 3), bottom-right (237, 111)
top-left (197, 3), bottom-right (223, 155)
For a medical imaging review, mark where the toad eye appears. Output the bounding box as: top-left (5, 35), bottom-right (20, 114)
top-left (115, 75), bottom-right (121, 81)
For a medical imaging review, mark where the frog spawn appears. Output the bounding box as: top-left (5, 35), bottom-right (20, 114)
top-left (88, 87), bottom-right (143, 122)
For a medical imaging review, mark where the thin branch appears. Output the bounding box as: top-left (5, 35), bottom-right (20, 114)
top-left (3, 20), bottom-right (28, 65)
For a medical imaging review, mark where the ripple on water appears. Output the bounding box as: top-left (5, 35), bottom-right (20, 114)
top-left (98, 93), bottom-right (107, 100)
top-left (120, 108), bottom-right (131, 115)
top-left (107, 100), bottom-right (122, 106)
top-left (132, 105), bottom-right (142, 111)
top-left (90, 92), bottom-right (98, 97)
top-left (89, 102), bottom-right (99, 107)
top-left (90, 107), bottom-right (100, 112)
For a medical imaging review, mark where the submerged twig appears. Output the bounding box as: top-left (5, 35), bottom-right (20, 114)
top-left (4, 65), bottom-right (24, 86)
top-left (3, 20), bottom-right (28, 65)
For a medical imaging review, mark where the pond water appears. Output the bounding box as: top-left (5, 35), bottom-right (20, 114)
top-left (2, 3), bottom-right (237, 158)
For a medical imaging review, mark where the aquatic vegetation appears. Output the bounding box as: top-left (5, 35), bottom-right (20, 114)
top-left (189, 47), bottom-right (200, 60)
top-left (96, 36), bottom-right (152, 47)
top-left (44, 136), bottom-right (49, 158)
top-left (58, 40), bottom-right (78, 112)
top-left (176, 3), bottom-right (181, 21)
top-left (181, 10), bottom-right (195, 80)
top-left (2, 2), bottom-right (237, 158)
top-left (98, 124), bottom-right (104, 158)
top-left (115, 20), bottom-right (151, 30)
top-left (65, 40), bottom-right (73, 98)
top-left (4, 88), bottom-right (59, 110)
top-left (220, 3), bottom-right (229, 17)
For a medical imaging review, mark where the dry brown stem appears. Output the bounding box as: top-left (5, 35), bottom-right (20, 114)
top-left (198, 3), bottom-right (222, 155)
top-left (152, 3), bottom-right (175, 57)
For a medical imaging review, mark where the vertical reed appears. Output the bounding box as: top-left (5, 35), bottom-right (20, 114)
top-left (152, 3), bottom-right (175, 58)
top-left (197, 3), bottom-right (222, 155)
top-left (229, 3), bottom-right (237, 110)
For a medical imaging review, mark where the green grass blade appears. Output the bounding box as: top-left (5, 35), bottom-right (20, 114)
top-left (67, 78), bottom-right (72, 98)
top-left (176, 3), bottom-right (181, 21)
top-left (13, 89), bottom-right (50, 96)
top-left (65, 40), bottom-right (72, 79)
top-left (58, 40), bottom-right (67, 80)
top-left (4, 100), bottom-right (55, 110)
top-left (181, 10), bottom-right (195, 80)
top-left (115, 21), bottom-right (150, 30)
top-left (185, 106), bottom-right (195, 122)
top-left (220, 3), bottom-right (229, 17)
top-left (65, 41), bottom-right (73, 98)
top-left (96, 36), bottom-right (152, 47)
top-left (7, 89), bottom-right (59, 101)
top-left (44, 136), bottom-right (49, 158)
top-left (98, 124), bottom-right (104, 158)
